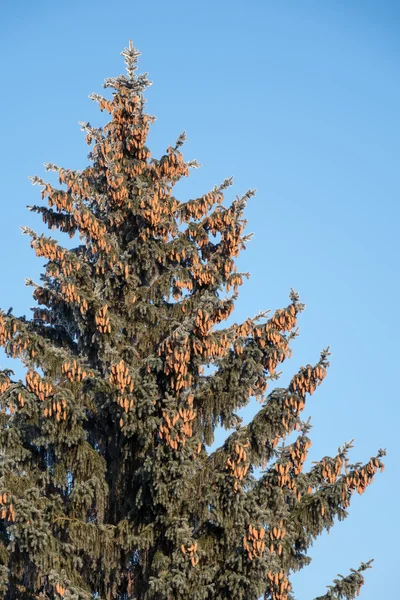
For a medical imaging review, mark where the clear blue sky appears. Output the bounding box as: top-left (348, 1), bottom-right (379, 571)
top-left (0, 1), bottom-right (399, 598)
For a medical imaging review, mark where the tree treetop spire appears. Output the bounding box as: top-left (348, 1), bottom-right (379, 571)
top-left (121, 39), bottom-right (141, 79)
top-left (101, 40), bottom-right (152, 93)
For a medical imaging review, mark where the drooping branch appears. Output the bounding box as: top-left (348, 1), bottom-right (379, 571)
top-left (314, 560), bottom-right (373, 600)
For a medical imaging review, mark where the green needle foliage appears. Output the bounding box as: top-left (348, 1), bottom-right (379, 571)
top-left (0, 42), bottom-right (385, 600)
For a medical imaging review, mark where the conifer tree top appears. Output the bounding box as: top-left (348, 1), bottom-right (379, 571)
top-left (0, 41), bottom-right (385, 600)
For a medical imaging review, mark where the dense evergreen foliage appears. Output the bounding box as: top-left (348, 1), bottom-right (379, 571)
top-left (0, 42), bottom-right (385, 600)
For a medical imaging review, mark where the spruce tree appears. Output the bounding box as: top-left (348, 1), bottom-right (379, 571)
top-left (0, 42), bottom-right (385, 600)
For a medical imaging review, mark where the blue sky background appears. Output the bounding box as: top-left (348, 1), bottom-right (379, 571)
top-left (0, 1), bottom-right (399, 598)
